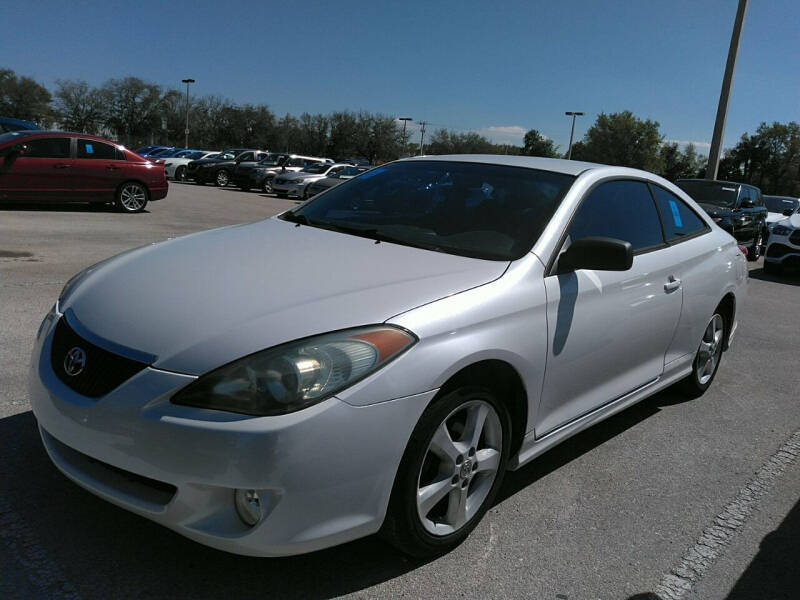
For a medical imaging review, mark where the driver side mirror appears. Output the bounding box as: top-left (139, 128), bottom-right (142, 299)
top-left (740, 200), bottom-right (754, 209)
top-left (558, 237), bottom-right (633, 273)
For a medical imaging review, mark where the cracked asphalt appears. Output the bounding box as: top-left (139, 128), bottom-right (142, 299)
top-left (1, 183), bottom-right (798, 599)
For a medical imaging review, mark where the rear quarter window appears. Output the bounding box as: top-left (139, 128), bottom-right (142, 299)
top-left (652, 185), bottom-right (708, 240)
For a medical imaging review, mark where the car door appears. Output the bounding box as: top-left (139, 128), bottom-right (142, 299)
top-left (72, 139), bottom-right (128, 201)
top-left (536, 179), bottom-right (684, 436)
top-left (0, 136), bottom-right (74, 201)
top-left (732, 186), bottom-right (757, 242)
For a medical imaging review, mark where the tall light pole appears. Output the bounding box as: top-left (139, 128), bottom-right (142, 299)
top-left (565, 111), bottom-right (584, 159)
top-left (418, 121), bottom-right (428, 156)
top-left (181, 78), bottom-right (195, 149)
top-left (706, 0), bottom-right (748, 180)
top-left (398, 117), bottom-right (412, 156)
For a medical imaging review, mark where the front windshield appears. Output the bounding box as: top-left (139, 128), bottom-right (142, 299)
top-left (301, 163), bottom-right (329, 174)
top-left (676, 181), bottom-right (738, 208)
top-left (764, 195), bottom-right (799, 213)
top-left (283, 160), bottom-right (575, 261)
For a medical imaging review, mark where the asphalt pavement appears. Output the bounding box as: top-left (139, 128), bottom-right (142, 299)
top-left (1, 182), bottom-right (798, 599)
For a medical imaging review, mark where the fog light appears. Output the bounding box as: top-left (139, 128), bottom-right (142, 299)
top-left (234, 489), bottom-right (262, 526)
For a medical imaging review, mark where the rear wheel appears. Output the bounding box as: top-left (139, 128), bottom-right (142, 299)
top-left (262, 178), bottom-right (273, 193)
top-left (115, 182), bottom-right (148, 213)
top-left (748, 227), bottom-right (764, 261)
top-left (215, 169), bottom-right (230, 187)
top-left (381, 387), bottom-right (510, 558)
top-left (676, 312), bottom-right (725, 398)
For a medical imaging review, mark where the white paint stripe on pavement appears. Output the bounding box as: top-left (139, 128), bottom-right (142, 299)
top-left (0, 496), bottom-right (83, 600)
top-left (654, 428), bottom-right (800, 600)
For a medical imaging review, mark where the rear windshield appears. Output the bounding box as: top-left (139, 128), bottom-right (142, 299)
top-left (676, 181), bottom-right (738, 208)
top-left (284, 160), bottom-right (575, 261)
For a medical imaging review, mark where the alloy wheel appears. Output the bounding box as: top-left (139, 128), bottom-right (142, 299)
top-left (216, 170), bottom-right (229, 186)
top-left (696, 314), bottom-right (724, 385)
top-left (119, 183), bottom-right (147, 212)
top-left (416, 399), bottom-right (502, 536)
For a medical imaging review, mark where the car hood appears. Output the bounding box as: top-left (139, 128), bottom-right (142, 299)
top-left (63, 218), bottom-right (509, 375)
top-left (774, 214), bottom-right (800, 230)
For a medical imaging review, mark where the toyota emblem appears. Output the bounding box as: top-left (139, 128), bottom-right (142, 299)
top-left (63, 347), bottom-right (87, 376)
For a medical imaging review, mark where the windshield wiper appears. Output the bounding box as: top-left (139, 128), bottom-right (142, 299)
top-left (281, 212), bottom-right (312, 226)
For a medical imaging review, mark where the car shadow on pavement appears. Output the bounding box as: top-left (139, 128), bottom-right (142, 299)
top-left (496, 387), bottom-right (686, 504)
top-left (748, 267), bottom-right (800, 286)
top-left (0, 390), bottom-right (694, 599)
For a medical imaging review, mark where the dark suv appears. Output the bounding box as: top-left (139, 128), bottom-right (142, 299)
top-left (676, 179), bottom-right (768, 261)
top-left (187, 148), bottom-right (268, 187)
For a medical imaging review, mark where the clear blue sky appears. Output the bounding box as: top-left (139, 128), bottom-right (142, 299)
top-left (3, 0), bottom-right (797, 153)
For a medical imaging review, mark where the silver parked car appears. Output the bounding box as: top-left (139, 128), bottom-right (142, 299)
top-left (271, 162), bottom-right (352, 199)
top-left (307, 165), bottom-right (371, 197)
top-left (30, 155), bottom-right (747, 558)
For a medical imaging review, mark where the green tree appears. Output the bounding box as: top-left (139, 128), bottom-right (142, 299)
top-left (522, 129), bottom-right (559, 157)
top-left (573, 111), bottom-right (663, 171)
top-left (0, 68), bottom-right (52, 124)
top-left (658, 142), bottom-right (705, 181)
top-left (53, 79), bottom-right (107, 134)
top-left (101, 77), bottom-right (164, 146)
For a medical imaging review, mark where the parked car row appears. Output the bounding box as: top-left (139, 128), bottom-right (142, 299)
top-left (0, 130), bottom-right (168, 212)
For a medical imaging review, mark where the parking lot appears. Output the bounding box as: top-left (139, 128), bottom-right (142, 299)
top-left (1, 183), bottom-right (798, 599)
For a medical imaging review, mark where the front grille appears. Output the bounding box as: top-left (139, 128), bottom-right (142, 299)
top-left (767, 243), bottom-right (793, 258)
top-left (51, 317), bottom-right (148, 398)
top-left (790, 230), bottom-right (800, 245)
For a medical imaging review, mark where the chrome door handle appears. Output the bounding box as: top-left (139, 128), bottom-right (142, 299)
top-left (664, 276), bottom-right (681, 292)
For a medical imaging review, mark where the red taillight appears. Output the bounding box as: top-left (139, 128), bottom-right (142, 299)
top-left (738, 245), bottom-right (748, 257)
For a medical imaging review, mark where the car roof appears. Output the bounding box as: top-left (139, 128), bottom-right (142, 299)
top-left (1, 130), bottom-right (126, 145)
top-left (676, 178), bottom-right (755, 189)
top-left (397, 154), bottom-right (602, 176)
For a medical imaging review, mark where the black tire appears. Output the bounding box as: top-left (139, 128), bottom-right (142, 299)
top-left (262, 178), bottom-right (273, 194)
top-left (114, 181), bottom-right (149, 213)
top-left (175, 166), bottom-right (186, 182)
top-left (763, 260), bottom-right (782, 275)
top-left (747, 226), bottom-right (764, 261)
top-left (215, 169), bottom-right (230, 187)
top-left (381, 386), bottom-right (511, 558)
top-left (675, 311), bottom-right (726, 398)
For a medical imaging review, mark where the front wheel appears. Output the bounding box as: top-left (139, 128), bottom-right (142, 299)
top-left (262, 179), bottom-right (273, 194)
top-left (115, 182), bottom-right (148, 213)
top-left (676, 312), bottom-right (725, 398)
top-left (175, 166), bottom-right (186, 182)
top-left (215, 169), bottom-right (230, 187)
top-left (381, 387), bottom-right (510, 558)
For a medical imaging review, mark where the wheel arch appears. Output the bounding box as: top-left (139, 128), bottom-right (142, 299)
top-left (434, 359), bottom-right (528, 458)
top-left (715, 292), bottom-right (736, 350)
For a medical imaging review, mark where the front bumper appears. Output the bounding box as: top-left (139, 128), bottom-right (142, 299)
top-left (29, 312), bottom-right (433, 556)
top-left (764, 232), bottom-right (800, 266)
top-left (271, 181), bottom-right (307, 198)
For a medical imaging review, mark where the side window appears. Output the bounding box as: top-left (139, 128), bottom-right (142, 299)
top-left (651, 185), bottom-right (708, 240)
top-left (288, 158), bottom-right (304, 167)
top-left (77, 139), bottom-right (118, 160)
top-left (568, 180), bottom-right (664, 252)
top-left (238, 152), bottom-right (254, 162)
top-left (24, 137), bottom-right (71, 158)
top-left (738, 187), bottom-right (751, 207)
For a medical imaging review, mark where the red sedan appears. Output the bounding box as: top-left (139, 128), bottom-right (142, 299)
top-left (0, 130), bottom-right (168, 212)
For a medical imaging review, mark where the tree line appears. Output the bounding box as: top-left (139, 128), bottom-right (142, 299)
top-left (1, 67), bottom-right (797, 193)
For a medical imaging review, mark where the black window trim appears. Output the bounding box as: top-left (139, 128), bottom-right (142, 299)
top-left (647, 182), bottom-right (712, 247)
top-left (21, 135), bottom-right (73, 159)
top-left (545, 176), bottom-right (669, 277)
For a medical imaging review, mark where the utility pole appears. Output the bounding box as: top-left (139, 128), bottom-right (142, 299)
top-left (706, 0), bottom-right (748, 179)
top-left (565, 111), bottom-right (584, 159)
top-left (418, 121), bottom-right (428, 155)
top-left (181, 78), bottom-right (195, 149)
top-left (398, 117), bottom-right (412, 156)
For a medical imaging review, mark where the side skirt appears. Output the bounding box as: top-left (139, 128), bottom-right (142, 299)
top-left (509, 356), bottom-right (693, 470)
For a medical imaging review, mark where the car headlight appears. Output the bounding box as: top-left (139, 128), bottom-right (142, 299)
top-left (771, 225), bottom-right (792, 236)
top-left (171, 325), bottom-right (417, 416)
